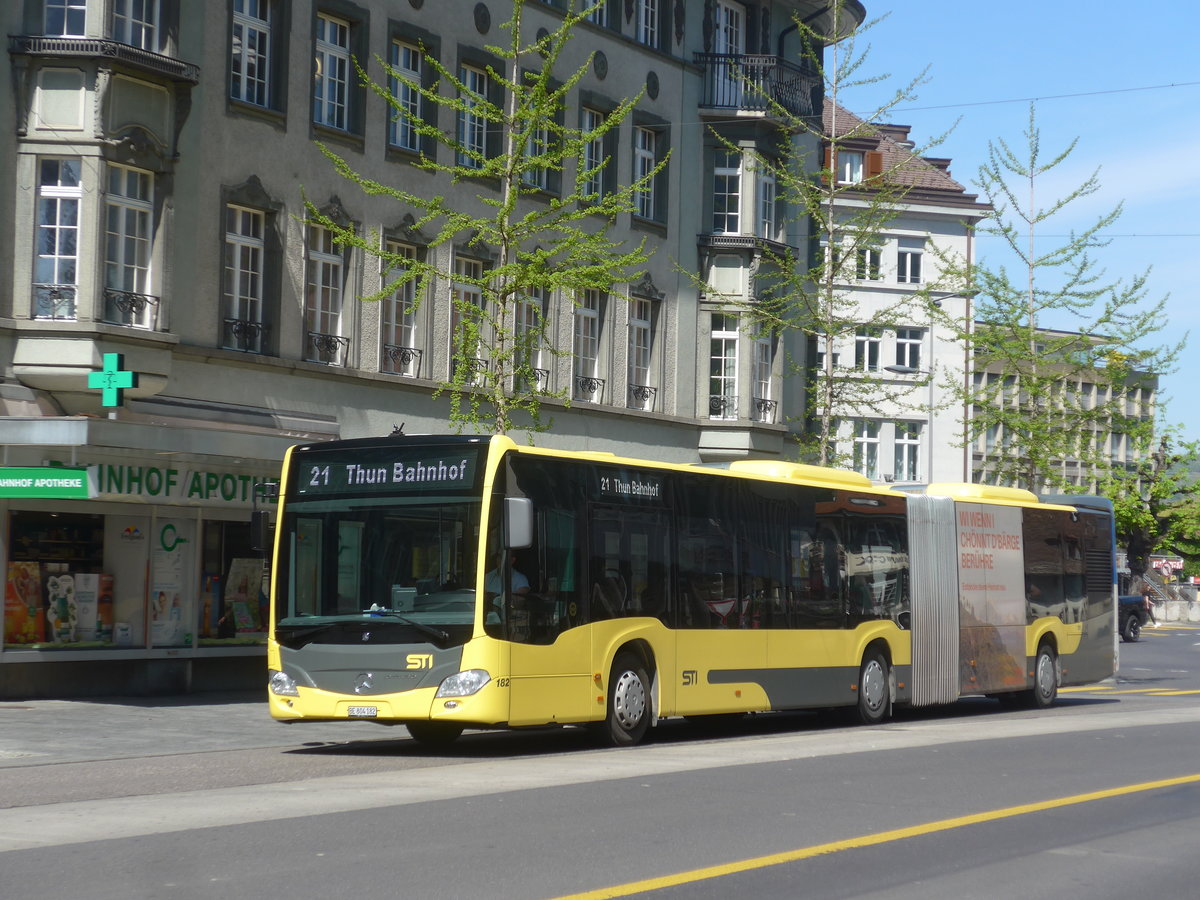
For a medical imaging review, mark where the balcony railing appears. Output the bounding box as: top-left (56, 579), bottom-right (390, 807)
top-left (574, 375), bottom-right (605, 403)
top-left (694, 53), bottom-right (820, 118)
top-left (752, 397), bottom-right (778, 424)
top-left (33, 284), bottom-right (77, 320)
top-left (103, 288), bottom-right (159, 329)
top-left (306, 331), bottom-right (349, 366)
top-left (223, 318), bottom-right (268, 353)
top-left (8, 35), bottom-right (200, 83)
top-left (709, 395), bottom-right (738, 420)
top-left (383, 344), bottom-right (422, 377)
top-left (452, 357), bottom-right (489, 386)
top-left (628, 384), bottom-right (657, 412)
top-left (517, 367), bottom-right (550, 394)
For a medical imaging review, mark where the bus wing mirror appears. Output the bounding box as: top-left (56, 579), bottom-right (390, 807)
top-left (250, 509), bottom-right (273, 554)
top-left (505, 497), bottom-right (534, 550)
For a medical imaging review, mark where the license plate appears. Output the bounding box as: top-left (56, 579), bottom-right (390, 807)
top-left (347, 706), bottom-right (378, 718)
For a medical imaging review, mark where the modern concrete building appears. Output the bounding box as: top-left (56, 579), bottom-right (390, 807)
top-left (0, 0), bottom-right (865, 696)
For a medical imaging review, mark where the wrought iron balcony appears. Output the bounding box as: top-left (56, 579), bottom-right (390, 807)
top-left (32, 284), bottom-right (77, 320)
top-left (709, 394), bottom-right (738, 420)
top-left (222, 317), bottom-right (268, 353)
top-left (752, 397), bottom-right (778, 424)
top-left (383, 344), bottom-right (422, 377)
top-left (517, 367), bottom-right (550, 394)
top-left (8, 35), bottom-right (200, 83)
top-left (628, 384), bottom-right (657, 412)
top-left (574, 375), bottom-right (605, 403)
top-left (306, 331), bottom-right (349, 366)
top-left (694, 53), bottom-right (820, 119)
top-left (452, 357), bottom-right (489, 386)
top-left (103, 288), bottom-right (159, 329)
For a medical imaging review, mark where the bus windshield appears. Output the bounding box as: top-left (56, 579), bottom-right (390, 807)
top-left (274, 494), bottom-right (482, 646)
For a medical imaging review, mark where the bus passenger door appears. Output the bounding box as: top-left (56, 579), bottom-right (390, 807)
top-left (507, 507), bottom-right (594, 727)
top-left (674, 513), bottom-right (768, 716)
top-left (587, 506), bottom-right (676, 717)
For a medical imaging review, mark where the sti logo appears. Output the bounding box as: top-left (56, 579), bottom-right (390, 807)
top-left (406, 654), bottom-right (434, 670)
top-left (681, 669), bottom-right (699, 686)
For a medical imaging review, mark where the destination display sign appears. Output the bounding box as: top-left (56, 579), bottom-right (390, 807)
top-left (596, 468), bottom-right (663, 503)
top-left (293, 447), bottom-right (481, 496)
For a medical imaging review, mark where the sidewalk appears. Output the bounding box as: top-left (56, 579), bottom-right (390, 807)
top-left (0, 690), bottom-right (354, 768)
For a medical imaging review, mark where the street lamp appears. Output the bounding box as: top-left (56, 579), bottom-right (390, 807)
top-left (884, 363), bottom-right (935, 483)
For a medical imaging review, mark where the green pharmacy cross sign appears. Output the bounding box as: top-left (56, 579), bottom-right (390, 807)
top-left (88, 352), bottom-right (138, 407)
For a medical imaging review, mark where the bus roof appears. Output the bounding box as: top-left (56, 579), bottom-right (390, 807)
top-left (920, 482), bottom-right (1077, 511)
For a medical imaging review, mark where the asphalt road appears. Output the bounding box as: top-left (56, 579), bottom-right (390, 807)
top-left (2, 623), bottom-right (1198, 899)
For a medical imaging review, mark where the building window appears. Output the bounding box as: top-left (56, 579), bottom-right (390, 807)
top-left (712, 150), bottom-right (741, 234)
top-left (852, 420), bottom-right (880, 480)
top-left (34, 158), bottom-right (81, 320)
top-left (305, 223), bottom-right (346, 363)
top-left (112, 0), bottom-right (158, 51)
top-left (628, 297), bottom-right (655, 410)
top-left (451, 255), bottom-right (486, 383)
top-left (758, 165), bottom-right (776, 240)
top-left (636, 0), bottom-right (660, 48)
top-left (855, 246), bottom-right (881, 281)
top-left (104, 164), bottom-right (155, 328)
top-left (895, 327), bottom-right (923, 370)
top-left (580, 107), bottom-right (606, 199)
top-left (709, 313), bottom-right (738, 420)
top-left (223, 206), bottom-right (266, 352)
top-left (521, 123), bottom-right (551, 189)
top-left (516, 287), bottom-right (549, 392)
top-left (457, 64), bottom-right (489, 168)
top-left (894, 422), bottom-right (921, 482)
top-left (752, 333), bottom-right (775, 423)
top-left (854, 326), bottom-right (881, 371)
top-left (837, 150), bottom-right (864, 184)
top-left (387, 40), bottom-right (421, 152)
top-left (573, 289), bottom-right (603, 402)
top-left (585, 0), bottom-right (610, 26)
top-left (313, 13), bottom-right (350, 130)
top-left (897, 239), bottom-right (924, 284)
top-left (231, 0), bottom-right (273, 107)
top-left (382, 240), bottom-right (420, 376)
top-left (633, 126), bottom-right (660, 220)
top-left (45, 0), bottom-right (87, 36)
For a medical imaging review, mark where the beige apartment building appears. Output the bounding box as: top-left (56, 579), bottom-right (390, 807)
top-left (0, 0), bottom-right (865, 696)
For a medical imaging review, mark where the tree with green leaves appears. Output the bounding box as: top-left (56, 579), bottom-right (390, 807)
top-left (306, 1), bottom-right (664, 436)
top-left (1100, 431), bottom-right (1200, 579)
top-left (725, 1), bottom-right (948, 468)
top-left (935, 103), bottom-right (1182, 493)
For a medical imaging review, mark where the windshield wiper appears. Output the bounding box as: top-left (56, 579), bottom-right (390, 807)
top-left (364, 606), bottom-right (450, 644)
top-left (276, 622), bottom-right (346, 649)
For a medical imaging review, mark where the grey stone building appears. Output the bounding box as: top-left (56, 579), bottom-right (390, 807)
top-left (0, 0), bottom-right (864, 695)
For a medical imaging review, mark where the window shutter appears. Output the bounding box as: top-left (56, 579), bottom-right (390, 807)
top-left (822, 145), bottom-right (832, 184)
top-left (866, 151), bottom-right (884, 180)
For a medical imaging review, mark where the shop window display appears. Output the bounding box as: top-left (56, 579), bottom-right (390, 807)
top-left (4, 512), bottom-right (110, 647)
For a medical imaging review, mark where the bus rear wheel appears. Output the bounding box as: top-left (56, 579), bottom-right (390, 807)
top-left (406, 721), bottom-right (464, 747)
top-left (856, 649), bottom-right (893, 725)
top-left (605, 652), bottom-right (651, 746)
top-left (1027, 643), bottom-right (1059, 709)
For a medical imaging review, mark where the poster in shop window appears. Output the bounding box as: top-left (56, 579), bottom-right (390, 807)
top-left (150, 519), bottom-right (194, 647)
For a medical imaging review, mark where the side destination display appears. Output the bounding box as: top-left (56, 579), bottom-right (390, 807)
top-left (294, 447), bottom-right (481, 496)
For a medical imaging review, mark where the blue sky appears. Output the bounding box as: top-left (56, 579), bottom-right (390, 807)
top-left (845, 1), bottom-right (1200, 442)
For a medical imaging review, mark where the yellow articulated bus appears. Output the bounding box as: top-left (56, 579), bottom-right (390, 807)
top-left (265, 433), bottom-right (1117, 746)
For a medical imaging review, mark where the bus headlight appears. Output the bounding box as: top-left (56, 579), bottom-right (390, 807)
top-left (269, 669), bottom-right (300, 697)
top-left (436, 669), bottom-right (491, 698)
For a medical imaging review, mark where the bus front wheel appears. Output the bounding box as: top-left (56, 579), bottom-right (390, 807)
top-left (856, 649), bottom-right (893, 725)
top-left (605, 652), bottom-right (651, 746)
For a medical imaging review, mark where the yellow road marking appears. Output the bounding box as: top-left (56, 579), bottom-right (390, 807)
top-left (549, 773), bottom-right (1200, 900)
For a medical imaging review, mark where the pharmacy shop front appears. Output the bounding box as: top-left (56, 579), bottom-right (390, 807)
top-left (1, 421), bottom-right (294, 699)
